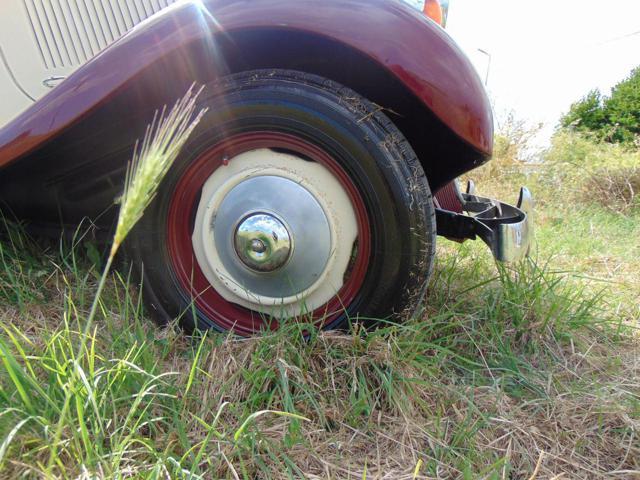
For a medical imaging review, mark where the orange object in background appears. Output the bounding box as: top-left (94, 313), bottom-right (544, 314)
top-left (423, 0), bottom-right (444, 26)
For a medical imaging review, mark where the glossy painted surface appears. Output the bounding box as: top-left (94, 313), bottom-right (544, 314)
top-left (0, 0), bottom-right (492, 170)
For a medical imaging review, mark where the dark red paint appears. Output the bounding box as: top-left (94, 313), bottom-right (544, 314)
top-left (0, 0), bottom-right (492, 170)
top-left (435, 182), bottom-right (464, 213)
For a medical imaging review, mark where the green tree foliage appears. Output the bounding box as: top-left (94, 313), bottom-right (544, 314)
top-left (606, 68), bottom-right (640, 144)
top-left (561, 90), bottom-right (606, 133)
top-left (560, 67), bottom-right (640, 147)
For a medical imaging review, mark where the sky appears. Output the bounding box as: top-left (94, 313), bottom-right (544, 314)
top-left (443, 0), bottom-right (640, 145)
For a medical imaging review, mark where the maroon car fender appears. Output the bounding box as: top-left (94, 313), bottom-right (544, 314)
top-left (0, 0), bottom-right (493, 177)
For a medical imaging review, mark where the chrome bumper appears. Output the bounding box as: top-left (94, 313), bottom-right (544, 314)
top-left (435, 181), bottom-right (534, 262)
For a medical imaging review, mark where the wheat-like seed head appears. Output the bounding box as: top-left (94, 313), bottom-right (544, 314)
top-left (112, 85), bottom-right (208, 255)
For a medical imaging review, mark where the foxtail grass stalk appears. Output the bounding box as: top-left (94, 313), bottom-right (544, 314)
top-left (46, 85), bottom-right (207, 475)
top-left (86, 84), bottom-right (207, 324)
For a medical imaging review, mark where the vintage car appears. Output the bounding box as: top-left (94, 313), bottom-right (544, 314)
top-left (0, 0), bottom-right (532, 335)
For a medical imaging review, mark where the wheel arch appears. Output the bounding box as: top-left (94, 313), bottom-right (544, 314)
top-left (206, 27), bottom-right (489, 192)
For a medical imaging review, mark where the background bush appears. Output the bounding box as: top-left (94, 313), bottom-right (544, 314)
top-left (561, 66), bottom-right (640, 147)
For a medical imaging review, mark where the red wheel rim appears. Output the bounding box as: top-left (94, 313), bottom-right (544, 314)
top-left (167, 132), bottom-right (371, 335)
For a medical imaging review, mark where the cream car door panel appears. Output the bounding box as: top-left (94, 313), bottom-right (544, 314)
top-left (0, 0), bottom-right (176, 101)
top-left (0, 49), bottom-right (33, 127)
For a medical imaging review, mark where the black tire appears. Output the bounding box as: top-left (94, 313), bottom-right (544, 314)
top-left (126, 69), bottom-right (436, 334)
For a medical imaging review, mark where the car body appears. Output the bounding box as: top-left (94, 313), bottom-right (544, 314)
top-left (0, 0), bottom-right (532, 333)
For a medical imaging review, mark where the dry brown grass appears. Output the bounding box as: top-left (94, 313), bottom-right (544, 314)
top-left (585, 167), bottom-right (640, 214)
top-left (164, 330), bottom-right (639, 479)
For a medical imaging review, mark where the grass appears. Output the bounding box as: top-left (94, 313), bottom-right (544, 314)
top-left (466, 130), bottom-right (640, 322)
top-left (0, 131), bottom-right (638, 478)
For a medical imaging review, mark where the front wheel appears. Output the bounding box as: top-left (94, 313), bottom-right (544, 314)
top-left (127, 70), bottom-right (436, 335)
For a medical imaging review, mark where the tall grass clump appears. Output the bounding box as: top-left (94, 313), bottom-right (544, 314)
top-left (536, 130), bottom-right (640, 214)
top-left (85, 85), bottom-right (207, 336)
top-left (0, 216), bottom-right (49, 311)
top-left (0, 86), bottom-right (207, 478)
top-left (585, 165), bottom-right (639, 214)
top-left (466, 123), bottom-right (639, 216)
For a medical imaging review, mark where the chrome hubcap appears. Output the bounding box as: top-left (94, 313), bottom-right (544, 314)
top-left (212, 175), bottom-right (331, 298)
top-left (234, 213), bottom-right (292, 273)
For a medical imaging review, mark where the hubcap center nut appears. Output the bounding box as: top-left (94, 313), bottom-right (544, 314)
top-left (250, 239), bottom-right (267, 254)
top-left (234, 213), bottom-right (292, 272)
